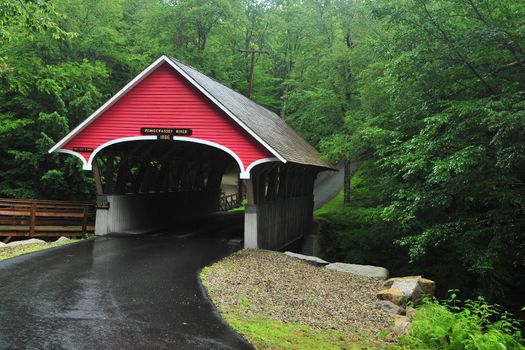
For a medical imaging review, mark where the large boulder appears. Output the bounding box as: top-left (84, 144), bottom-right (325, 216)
top-left (377, 288), bottom-right (404, 305)
top-left (326, 262), bottom-right (389, 280)
top-left (384, 276), bottom-right (435, 302)
top-left (284, 251), bottom-right (329, 265)
top-left (7, 238), bottom-right (47, 247)
top-left (0, 241), bottom-right (6, 248)
top-left (390, 279), bottom-right (425, 305)
top-left (55, 236), bottom-right (71, 243)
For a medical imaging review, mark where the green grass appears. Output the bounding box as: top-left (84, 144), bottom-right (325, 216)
top-left (228, 205), bottom-right (246, 213)
top-left (228, 199), bottom-right (247, 213)
top-left (223, 313), bottom-right (386, 350)
top-left (315, 190), bottom-right (344, 217)
top-left (0, 239), bottom-right (80, 261)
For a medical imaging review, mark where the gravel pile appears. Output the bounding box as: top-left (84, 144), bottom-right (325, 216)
top-left (204, 249), bottom-right (392, 333)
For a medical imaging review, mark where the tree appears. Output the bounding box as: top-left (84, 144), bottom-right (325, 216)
top-left (333, 0), bottom-right (525, 308)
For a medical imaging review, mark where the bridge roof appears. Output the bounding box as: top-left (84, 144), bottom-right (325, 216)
top-left (49, 56), bottom-right (332, 176)
top-left (167, 57), bottom-right (331, 170)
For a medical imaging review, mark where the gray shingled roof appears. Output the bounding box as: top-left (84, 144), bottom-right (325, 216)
top-left (168, 57), bottom-right (332, 170)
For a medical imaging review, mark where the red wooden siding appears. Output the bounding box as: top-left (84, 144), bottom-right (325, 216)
top-left (62, 62), bottom-right (273, 172)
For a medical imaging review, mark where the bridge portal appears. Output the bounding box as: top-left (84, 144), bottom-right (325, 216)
top-left (49, 56), bottom-right (332, 250)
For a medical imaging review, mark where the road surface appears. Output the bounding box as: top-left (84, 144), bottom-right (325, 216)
top-left (313, 164), bottom-right (343, 209)
top-left (0, 216), bottom-right (252, 350)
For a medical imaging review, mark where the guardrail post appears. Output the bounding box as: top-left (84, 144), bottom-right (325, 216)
top-left (29, 202), bottom-right (36, 236)
top-left (82, 205), bottom-right (88, 235)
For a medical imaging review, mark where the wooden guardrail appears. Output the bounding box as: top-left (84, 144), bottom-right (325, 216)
top-left (219, 193), bottom-right (242, 211)
top-left (0, 198), bottom-right (96, 243)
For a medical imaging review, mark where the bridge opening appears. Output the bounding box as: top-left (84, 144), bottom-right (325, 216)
top-left (93, 139), bottom-right (242, 235)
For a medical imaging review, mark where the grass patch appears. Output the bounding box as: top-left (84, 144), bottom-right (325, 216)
top-left (315, 190), bottom-right (344, 217)
top-left (0, 239), bottom-right (80, 261)
top-left (228, 199), bottom-right (247, 213)
top-left (223, 312), bottom-right (386, 350)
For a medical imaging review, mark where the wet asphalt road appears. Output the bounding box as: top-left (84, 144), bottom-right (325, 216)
top-left (0, 216), bottom-right (253, 350)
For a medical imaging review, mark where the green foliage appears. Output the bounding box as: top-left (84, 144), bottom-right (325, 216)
top-left (320, 0), bottom-right (525, 311)
top-left (315, 165), bottom-right (420, 278)
top-left (400, 295), bottom-right (524, 350)
top-left (0, 55), bottom-right (110, 199)
top-left (0, 0), bottom-right (68, 42)
top-left (0, 0), bottom-right (70, 74)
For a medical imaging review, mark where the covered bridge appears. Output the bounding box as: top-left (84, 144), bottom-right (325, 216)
top-left (49, 55), bottom-right (332, 250)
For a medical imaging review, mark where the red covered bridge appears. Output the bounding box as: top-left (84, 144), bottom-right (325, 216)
top-left (49, 55), bottom-right (332, 249)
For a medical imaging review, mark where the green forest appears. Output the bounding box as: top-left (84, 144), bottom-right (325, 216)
top-left (1, 0), bottom-right (524, 319)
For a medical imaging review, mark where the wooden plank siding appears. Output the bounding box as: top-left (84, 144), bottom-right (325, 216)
top-left (257, 195), bottom-right (314, 250)
top-left (251, 163), bottom-right (318, 250)
top-left (0, 199), bottom-right (95, 242)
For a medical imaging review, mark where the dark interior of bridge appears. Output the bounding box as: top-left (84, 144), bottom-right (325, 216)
top-left (94, 140), bottom-right (239, 197)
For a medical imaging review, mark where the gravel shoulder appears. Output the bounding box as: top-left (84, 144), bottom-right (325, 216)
top-left (202, 249), bottom-right (396, 348)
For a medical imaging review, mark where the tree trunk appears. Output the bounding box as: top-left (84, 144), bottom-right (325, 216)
top-left (343, 159), bottom-right (351, 205)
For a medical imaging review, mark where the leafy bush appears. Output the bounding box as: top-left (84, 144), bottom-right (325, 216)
top-left (401, 293), bottom-right (524, 350)
top-left (316, 166), bottom-right (421, 278)
top-left (316, 163), bottom-right (522, 312)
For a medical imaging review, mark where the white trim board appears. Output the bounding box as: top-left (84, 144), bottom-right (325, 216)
top-left (48, 55), bottom-right (286, 164)
top-left (245, 158), bottom-right (280, 174)
top-left (57, 136), bottom-right (255, 178)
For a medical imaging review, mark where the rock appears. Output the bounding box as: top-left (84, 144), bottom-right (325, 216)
top-left (384, 276), bottom-right (435, 297)
top-left (0, 241), bottom-right (6, 248)
top-left (417, 277), bottom-right (436, 296)
top-left (406, 307), bottom-right (416, 321)
top-left (55, 236), bottom-right (71, 243)
top-left (394, 315), bottom-right (411, 335)
top-left (326, 262), bottom-right (389, 280)
top-left (384, 276), bottom-right (435, 304)
top-left (391, 279), bottom-right (425, 305)
top-left (378, 300), bottom-right (406, 315)
top-left (284, 251), bottom-right (329, 265)
top-left (377, 288), bottom-right (404, 305)
top-left (6, 238), bottom-right (47, 247)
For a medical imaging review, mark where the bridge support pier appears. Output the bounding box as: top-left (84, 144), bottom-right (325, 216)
top-left (244, 205), bottom-right (258, 248)
top-left (243, 178), bottom-right (258, 249)
top-left (95, 197), bottom-right (110, 235)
